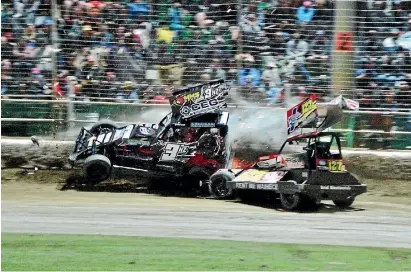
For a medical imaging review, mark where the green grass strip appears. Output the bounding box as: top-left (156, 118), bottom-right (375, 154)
top-left (2, 233), bottom-right (411, 271)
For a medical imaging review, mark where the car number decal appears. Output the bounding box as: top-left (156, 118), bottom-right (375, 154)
top-left (159, 143), bottom-right (194, 162)
top-left (327, 160), bottom-right (344, 172)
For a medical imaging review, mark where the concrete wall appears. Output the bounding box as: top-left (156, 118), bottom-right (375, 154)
top-left (2, 139), bottom-right (411, 180)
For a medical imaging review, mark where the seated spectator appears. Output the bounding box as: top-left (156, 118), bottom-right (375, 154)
top-left (296, 1), bottom-right (315, 24)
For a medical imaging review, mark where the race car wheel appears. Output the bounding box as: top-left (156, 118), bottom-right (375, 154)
top-left (90, 119), bottom-right (118, 134)
top-left (209, 170), bottom-right (234, 199)
top-left (333, 198), bottom-right (355, 209)
top-left (83, 154), bottom-right (112, 184)
top-left (280, 193), bottom-right (301, 211)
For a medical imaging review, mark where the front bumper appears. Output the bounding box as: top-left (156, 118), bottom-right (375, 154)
top-left (226, 180), bottom-right (367, 201)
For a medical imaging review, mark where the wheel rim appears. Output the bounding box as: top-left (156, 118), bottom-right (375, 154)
top-left (282, 194), bottom-right (297, 207)
top-left (213, 178), bottom-right (229, 197)
top-left (87, 164), bottom-right (108, 180)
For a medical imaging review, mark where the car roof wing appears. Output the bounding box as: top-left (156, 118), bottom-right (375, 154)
top-left (286, 95), bottom-right (360, 140)
top-left (169, 80), bottom-right (230, 120)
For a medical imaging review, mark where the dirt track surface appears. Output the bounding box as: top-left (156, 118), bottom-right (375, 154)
top-left (2, 181), bottom-right (411, 249)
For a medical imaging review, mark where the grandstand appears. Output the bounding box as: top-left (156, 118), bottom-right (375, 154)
top-left (1, 0), bottom-right (411, 149)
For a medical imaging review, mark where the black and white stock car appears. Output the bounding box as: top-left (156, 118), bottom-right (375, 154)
top-left (68, 80), bottom-right (232, 190)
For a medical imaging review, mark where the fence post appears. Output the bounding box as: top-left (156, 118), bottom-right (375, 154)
top-left (236, 0), bottom-right (243, 74)
top-left (67, 80), bottom-right (76, 129)
top-left (331, 1), bottom-right (356, 96)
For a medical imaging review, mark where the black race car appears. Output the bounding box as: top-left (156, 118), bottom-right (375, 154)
top-left (208, 95), bottom-right (367, 210)
top-left (68, 80), bottom-right (232, 190)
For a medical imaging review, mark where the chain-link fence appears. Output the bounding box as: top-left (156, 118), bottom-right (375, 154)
top-left (1, 0), bottom-right (411, 149)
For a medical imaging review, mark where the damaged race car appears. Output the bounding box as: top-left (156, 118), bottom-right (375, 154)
top-left (68, 80), bottom-right (231, 191)
top-left (208, 94), bottom-right (367, 210)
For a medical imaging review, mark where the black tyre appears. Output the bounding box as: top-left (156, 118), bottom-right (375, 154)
top-left (280, 193), bottom-right (301, 211)
top-left (333, 198), bottom-right (355, 209)
top-left (83, 154), bottom-right (112, 184)
top-left (90, 120), bottom-right (119, 134)
top-left (209, 170), bottom-right (235, 199)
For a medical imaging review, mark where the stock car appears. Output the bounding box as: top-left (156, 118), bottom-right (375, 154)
top-left (68, 80), bottom-right (231, 190)
top-left (208, 95), bottom-right (367, 210)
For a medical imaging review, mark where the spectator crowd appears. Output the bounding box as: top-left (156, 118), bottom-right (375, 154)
top-left (2, 0), bottom-right (336, 105)
top-left (0, 0), bottom-right (410, 109)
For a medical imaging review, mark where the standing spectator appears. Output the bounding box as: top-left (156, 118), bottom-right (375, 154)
top-left (286, 33), bottom-right (311, 82)
top-left (396, 82), bottom-right (411, 108)
top-left (362, 30), bottom-right (383, 58)
top-left (116, 81), bottom-right (139, 102)
top-left (258, 75), bottom-right (282, 104)
top-left (13, 0), bottom-right (40, 25)
top-left (261, 62), bottom-right (282, 87)
top-left (383, 28), bottom-right (401, 53)
top-left (168, 2), bottom-right (185, 32)
top-left (238, 59), bottom-right (261, 87)
top-left (296, 1), bottom-right (314, 24)
top-left (12, 39), bottom-right (40, 77)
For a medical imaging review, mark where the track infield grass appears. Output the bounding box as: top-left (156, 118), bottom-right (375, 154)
top-left (2, 233), bottom-right (411, 271)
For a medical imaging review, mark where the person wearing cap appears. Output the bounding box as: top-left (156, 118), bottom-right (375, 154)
top-left (296, 1), bottom-right (314, 24)
top-left (80, 24), bottom-right (94, 48)
top-left (36, 19), bottom-right (52, 46)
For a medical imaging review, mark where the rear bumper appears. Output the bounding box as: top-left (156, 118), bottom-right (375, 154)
top-left (302, 184), bottom-right (367, 201)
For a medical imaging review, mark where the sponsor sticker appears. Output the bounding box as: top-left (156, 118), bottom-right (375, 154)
top-left (159, 143), bottom-right (196, 161)
top-left (190, 122), bottom-right (216, 128)
top-left (320, 185), bottom-right (351, 190)
top-left (233, 169), bottom-right (269, 182)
